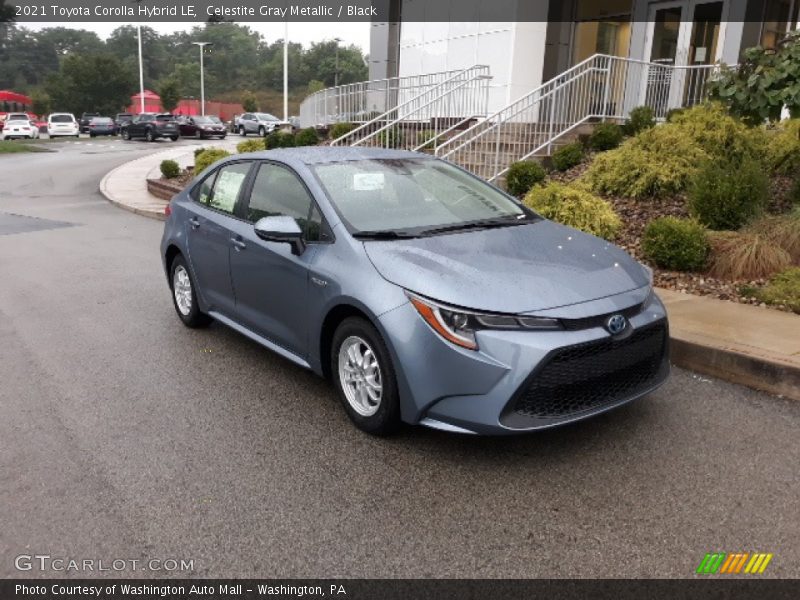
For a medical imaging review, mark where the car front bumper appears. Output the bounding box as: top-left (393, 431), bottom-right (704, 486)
top-left (379, 289), bottom-right (670, 435)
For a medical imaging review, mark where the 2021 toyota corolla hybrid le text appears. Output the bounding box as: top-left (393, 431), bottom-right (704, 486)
top-left (160, 147), bottom-right (669, 436)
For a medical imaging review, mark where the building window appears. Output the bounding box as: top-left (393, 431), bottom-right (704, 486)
top-left (571, 0), bottom-right (632, 64)
top-left (760, 0), bottom-right (799, 49)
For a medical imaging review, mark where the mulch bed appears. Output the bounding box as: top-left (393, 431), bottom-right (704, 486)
top-left (547, 157), bottom-right (796, 313)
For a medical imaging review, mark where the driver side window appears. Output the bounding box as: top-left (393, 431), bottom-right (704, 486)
top-left (246, 163), bottom-right (329, 242)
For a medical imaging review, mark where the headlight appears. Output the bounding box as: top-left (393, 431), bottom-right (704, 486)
top-left (406, 292), bottom-right (561, 351)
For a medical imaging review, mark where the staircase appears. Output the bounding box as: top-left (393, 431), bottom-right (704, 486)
top-left (329, 65), bottom-right (491, 150)
top-left (435, 54), bottom-right (718, 183)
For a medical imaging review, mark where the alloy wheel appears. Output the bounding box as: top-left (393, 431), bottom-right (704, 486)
top-left (173, 265), bottom-right (192, 316)
top-left (338, 336), bottom-right (383, 417)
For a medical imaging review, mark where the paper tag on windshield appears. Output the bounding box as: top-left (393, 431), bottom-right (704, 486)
top-left (353, 173), bottom-right (385, 191)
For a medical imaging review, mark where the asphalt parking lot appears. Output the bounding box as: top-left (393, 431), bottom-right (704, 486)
top-left (0, 142), bottom-right (798, 578)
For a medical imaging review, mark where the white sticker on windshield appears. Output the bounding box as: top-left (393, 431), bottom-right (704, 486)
top-left (353, 173), bottom-right (385, 191)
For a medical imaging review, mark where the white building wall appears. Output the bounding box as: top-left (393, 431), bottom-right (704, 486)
top-left (396, 0), bottom-right (550, 113)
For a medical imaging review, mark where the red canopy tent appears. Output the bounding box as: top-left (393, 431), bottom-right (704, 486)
top-left (127, 90), bottom-right (162, 113)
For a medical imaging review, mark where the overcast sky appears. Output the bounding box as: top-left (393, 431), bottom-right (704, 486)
top-left (22, 22), bottom-right (371, 52)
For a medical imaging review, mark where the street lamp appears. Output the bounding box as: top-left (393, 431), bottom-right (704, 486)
top-left (283, 22), bottom-right (289, 122)
top-left (132, 1), bottom-right (145, 113)
top-left (333, 37), bottom-right (342, 88)
top-left (192, 42), bottom-right (213, 116)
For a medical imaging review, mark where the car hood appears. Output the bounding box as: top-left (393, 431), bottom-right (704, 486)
top-left (363, 220), bottom-right (649, 314)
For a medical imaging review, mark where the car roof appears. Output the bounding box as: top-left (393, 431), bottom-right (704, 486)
top-left (237, 146), bottom-right (434, 166)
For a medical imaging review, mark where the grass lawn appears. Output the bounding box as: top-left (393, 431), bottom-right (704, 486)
top-left (0, 140), bottom-right (52, 153)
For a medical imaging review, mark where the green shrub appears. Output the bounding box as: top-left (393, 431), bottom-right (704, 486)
top-left (377, 127), bottom-right (402, 148)
top-left (588, 122), bottom-right (624, 151)
top-left (642, 217), bottom-right (709, 271)
top-left (523, 182), bottom-right (621, 240)
top-left (329, 122), bottom-right (356, 140)
top-left (665, 108), bottom-right (685, 122)
top-left (160, 159), bottom-right (180, 179)
top-left (751, 267), bottom-right (800, 313)
top-left (417, 129), bottom-right (436, 150)
top-left (792, 179), bottom-right (800, 205)
top-left (237, 138), bottom-right (266, 153)
top-left (505, 160), bottom-right (546, 196)
top-left (767, 119), bottom-right (800, 175)
top-left (266, 131), bottom-right (296, 149)
top-left (624, 106), bottom-right (655, 136)
top-left (552, 142), bottom-right (584, 172)
top-left (583, 104), bottom-right (769, 199)
top-left (194, 148), bottom-right (231, 174)
top-left (688, 156), bottom-right (768, 230)
top-left (295, 127), bottom-right (319, 147)
top-left (193, 147), bottom-right (205, 158)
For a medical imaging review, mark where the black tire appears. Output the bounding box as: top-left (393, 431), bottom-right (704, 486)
top-left (170, 136), bottom-right (179, 142)
top-left (169, 255), bottom-right (211, 329)
top-left (331, 317), bottom-right (401, 436)
top-left (195, 130), bottom-right (202, 139)
top-left (89, 133), bottom-right (95, 138)
top-left (239, 126), bottom-right (246, 137)
top-left (122, 129), bottom-right (131, 141)
top-left (258, 126), bottom-right (266, 137)
top-left (146, 129), bottom-right (155, 142)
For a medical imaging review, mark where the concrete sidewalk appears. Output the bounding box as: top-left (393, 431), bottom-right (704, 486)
top-left (99, 148), bottom-right (800, 401)
top-left (99, 139), bottom-right (239, 219)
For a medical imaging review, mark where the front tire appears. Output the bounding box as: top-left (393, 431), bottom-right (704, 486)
top-left (170, 255), bottom-right (211, 328)
top-left (331, 317), bottom-right (401, 436)
top-left (122, 129), bottom-right (131, 140)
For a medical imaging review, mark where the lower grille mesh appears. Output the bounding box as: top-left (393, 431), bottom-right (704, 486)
top-left (512, 321), bottom-right (667, 419)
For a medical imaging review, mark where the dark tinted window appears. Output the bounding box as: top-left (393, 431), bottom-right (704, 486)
top-left (246, 164), bottom-right (328, 241)
top-left (50, 115), bottom-right (74, 123)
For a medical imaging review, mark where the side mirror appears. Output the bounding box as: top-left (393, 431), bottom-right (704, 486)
top-left (254, 216), bottom-right (306, 255)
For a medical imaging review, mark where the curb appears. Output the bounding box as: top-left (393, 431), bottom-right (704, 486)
top-left (669, 336), bottom-right (800, 401)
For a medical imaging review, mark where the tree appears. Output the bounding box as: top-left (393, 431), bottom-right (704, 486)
top-left (0, 0), bottom-right (15, 22)
top-left (30, 90), bottom-right (52, 116)
top-left (708, 31), bottom-right (800, 124)
top-left (241, 90), bottom-right (258, 112)
top-left (46, 53), bottom-right (136, 116)
top-left (158, 78), bottom-right (180, 113)
top-left (307, 79), bottom-right (326, 94)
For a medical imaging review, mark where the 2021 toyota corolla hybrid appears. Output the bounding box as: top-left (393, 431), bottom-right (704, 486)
top-left (160, 147), bottom-right (669, 435)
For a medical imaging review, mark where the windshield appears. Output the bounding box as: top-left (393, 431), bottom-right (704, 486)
top-left (312, 158), bottom-right (532, 236)
top-left (50, 115), bottom-right (74, 123)
top-left (255, 113), bottom-right (279, 121)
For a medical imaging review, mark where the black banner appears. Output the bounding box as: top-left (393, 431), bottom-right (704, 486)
top-left (2, 579), bottom-right (800, 600)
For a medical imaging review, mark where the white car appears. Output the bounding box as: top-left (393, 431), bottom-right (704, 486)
top-left (1, 113), bottom-right (36, 140)
top-left (47, 113), bottom-right (80, 138)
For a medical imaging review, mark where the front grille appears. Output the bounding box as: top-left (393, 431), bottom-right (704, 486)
top-left (509, 320), bottom-right (667, 420)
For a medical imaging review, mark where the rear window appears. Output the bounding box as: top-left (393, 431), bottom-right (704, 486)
top-left (50, 115), bottom-right (74, 123)
top-left (8, 114), bottom-right (28, 121)
top-left (156, 115), bottom-right (175, 122)
top-left (92, 117), bottom-right (113, 124)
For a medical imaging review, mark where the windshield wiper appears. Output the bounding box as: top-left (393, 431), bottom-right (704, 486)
top-left (352, 230), bottom-right (419, 240)
top-left (420, 217), bottom-right (531, 237)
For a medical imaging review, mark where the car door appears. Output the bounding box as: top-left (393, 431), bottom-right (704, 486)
top-left (227, 162), bottom-right (330, 358)
top-left (129, 115), bottom-right (145, 137)
top-left (185, 161), bottom-right (253, 316)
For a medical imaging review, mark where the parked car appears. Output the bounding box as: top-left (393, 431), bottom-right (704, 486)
top-left (114, 113), bottom-right (134, 133)
top-left (47, 113), bottom-right (79, 138)
top-left (1, 113), bottom-right (36, 140)
top-left (120, 113), bottom-right (179, 142)
top-left (177, 115), bottom-right (227, 139)
top-left (237, 112), bottom-right (288, 137)
top-left (79, 112), bottom-right (100, 133)
top-left (160, 148), bottom-right (669, 436)
top-left (87, 116), bottom-right (116, 137)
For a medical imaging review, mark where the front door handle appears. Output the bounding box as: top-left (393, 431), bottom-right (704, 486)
top-left (231, 237), bottom-right (247, 251)
top-left (189, 217), bottom-right (200, 229)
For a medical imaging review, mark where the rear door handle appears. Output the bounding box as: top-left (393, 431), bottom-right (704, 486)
top-left (231, 237), bottom-right (247, 251)
top-left (189, 217), bottom-right (200, 229)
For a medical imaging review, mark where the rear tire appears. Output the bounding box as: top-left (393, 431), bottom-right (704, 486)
top-left (331, 317), bottom-right (401, 436)
top-left (169, 255), bottom-right (211, 329)
top-left (146, 129), bottom-right (155, 142)
top-left (122, 129), bottom-right (131, 141)
top-left (258, 126), bottom-right (266, 137)
top-left (239, 126), bottom-right (246, 137)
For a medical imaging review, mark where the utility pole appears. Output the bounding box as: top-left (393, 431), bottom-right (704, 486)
top-left (192, 42), bottom-right (213, 116)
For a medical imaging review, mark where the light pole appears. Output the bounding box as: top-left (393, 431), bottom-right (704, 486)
top-left (333, 37), bottom-right (342, 88)
top-left (192, 42), bottom-right (213, 116)
top-left (135, 25), bottom-right (145, 112)
top-left (283, 22), bottom-right (288, 122)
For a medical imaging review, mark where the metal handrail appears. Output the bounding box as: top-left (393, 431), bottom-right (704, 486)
top-left (435, 54), bottom-right (719, 182)
top-left (329, 65), bottom-right (491, 150)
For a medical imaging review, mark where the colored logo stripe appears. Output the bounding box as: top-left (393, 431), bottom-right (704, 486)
top-left (697, 552), bottom-right (773, 574)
